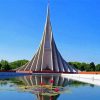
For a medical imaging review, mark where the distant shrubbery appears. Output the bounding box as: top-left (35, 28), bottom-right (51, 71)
top-left (0, 59), bottom-right (29, 71)
top-left (0, 59), bottom-right (100, 71)
top-left (69, 62), bottom-right (100, 71)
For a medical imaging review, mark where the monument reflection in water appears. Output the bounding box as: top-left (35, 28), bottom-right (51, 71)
top-left (16, 75), bottom-right (70, 100)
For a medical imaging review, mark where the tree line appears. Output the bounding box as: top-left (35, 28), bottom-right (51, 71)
top-left (69, 62), bottom-right (100, 71)
top-left (0, 59), bottom-right (28, 71)
top-left (0, 59), bottom-right (100, 71)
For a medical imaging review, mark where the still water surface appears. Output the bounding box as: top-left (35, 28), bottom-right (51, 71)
top-left (0, 74), bottom-right (100, 100)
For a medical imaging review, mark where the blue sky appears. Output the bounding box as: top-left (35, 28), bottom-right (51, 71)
top-left (0, 0), bottom-right (100, 64)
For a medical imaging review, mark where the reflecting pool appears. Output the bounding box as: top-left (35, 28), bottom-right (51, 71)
top-left (0, 74), bottom-right (100, 100)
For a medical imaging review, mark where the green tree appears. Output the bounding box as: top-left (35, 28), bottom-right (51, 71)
top-left (84, 64), bottom-right (90, 71)
top-left (95, 64), bottom-right (100, 71)
top-left (80, 65), bottom-right (85, 71)
top-left (69, 62), bottom-right (82, 70)
top-left (0, 60), bottom-right (11, 71)
top-left (69, 62), bottom-right (88, 71)
top-left (68, 62), bottom-right (96, 72)
top-left (89, 62), bottom-right (95, 71)
top-left (10, 59), bottom-right (29, 69)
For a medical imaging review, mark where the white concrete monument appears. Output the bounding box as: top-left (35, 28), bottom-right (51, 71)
top-left (17, 4), bottom-right (78, 73)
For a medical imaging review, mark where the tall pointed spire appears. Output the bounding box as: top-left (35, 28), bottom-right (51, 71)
top-left (16, 3), bottom-right (78, 73)
top-left (47, 0), bottom-right (50, 18)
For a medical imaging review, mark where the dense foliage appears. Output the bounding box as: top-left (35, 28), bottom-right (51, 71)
top-left (69, 62), bottom-right (100, 71)
top-left (0, 59), bottom-right (29, 71)
top-left (0, 59), bottom-right (100, 71)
